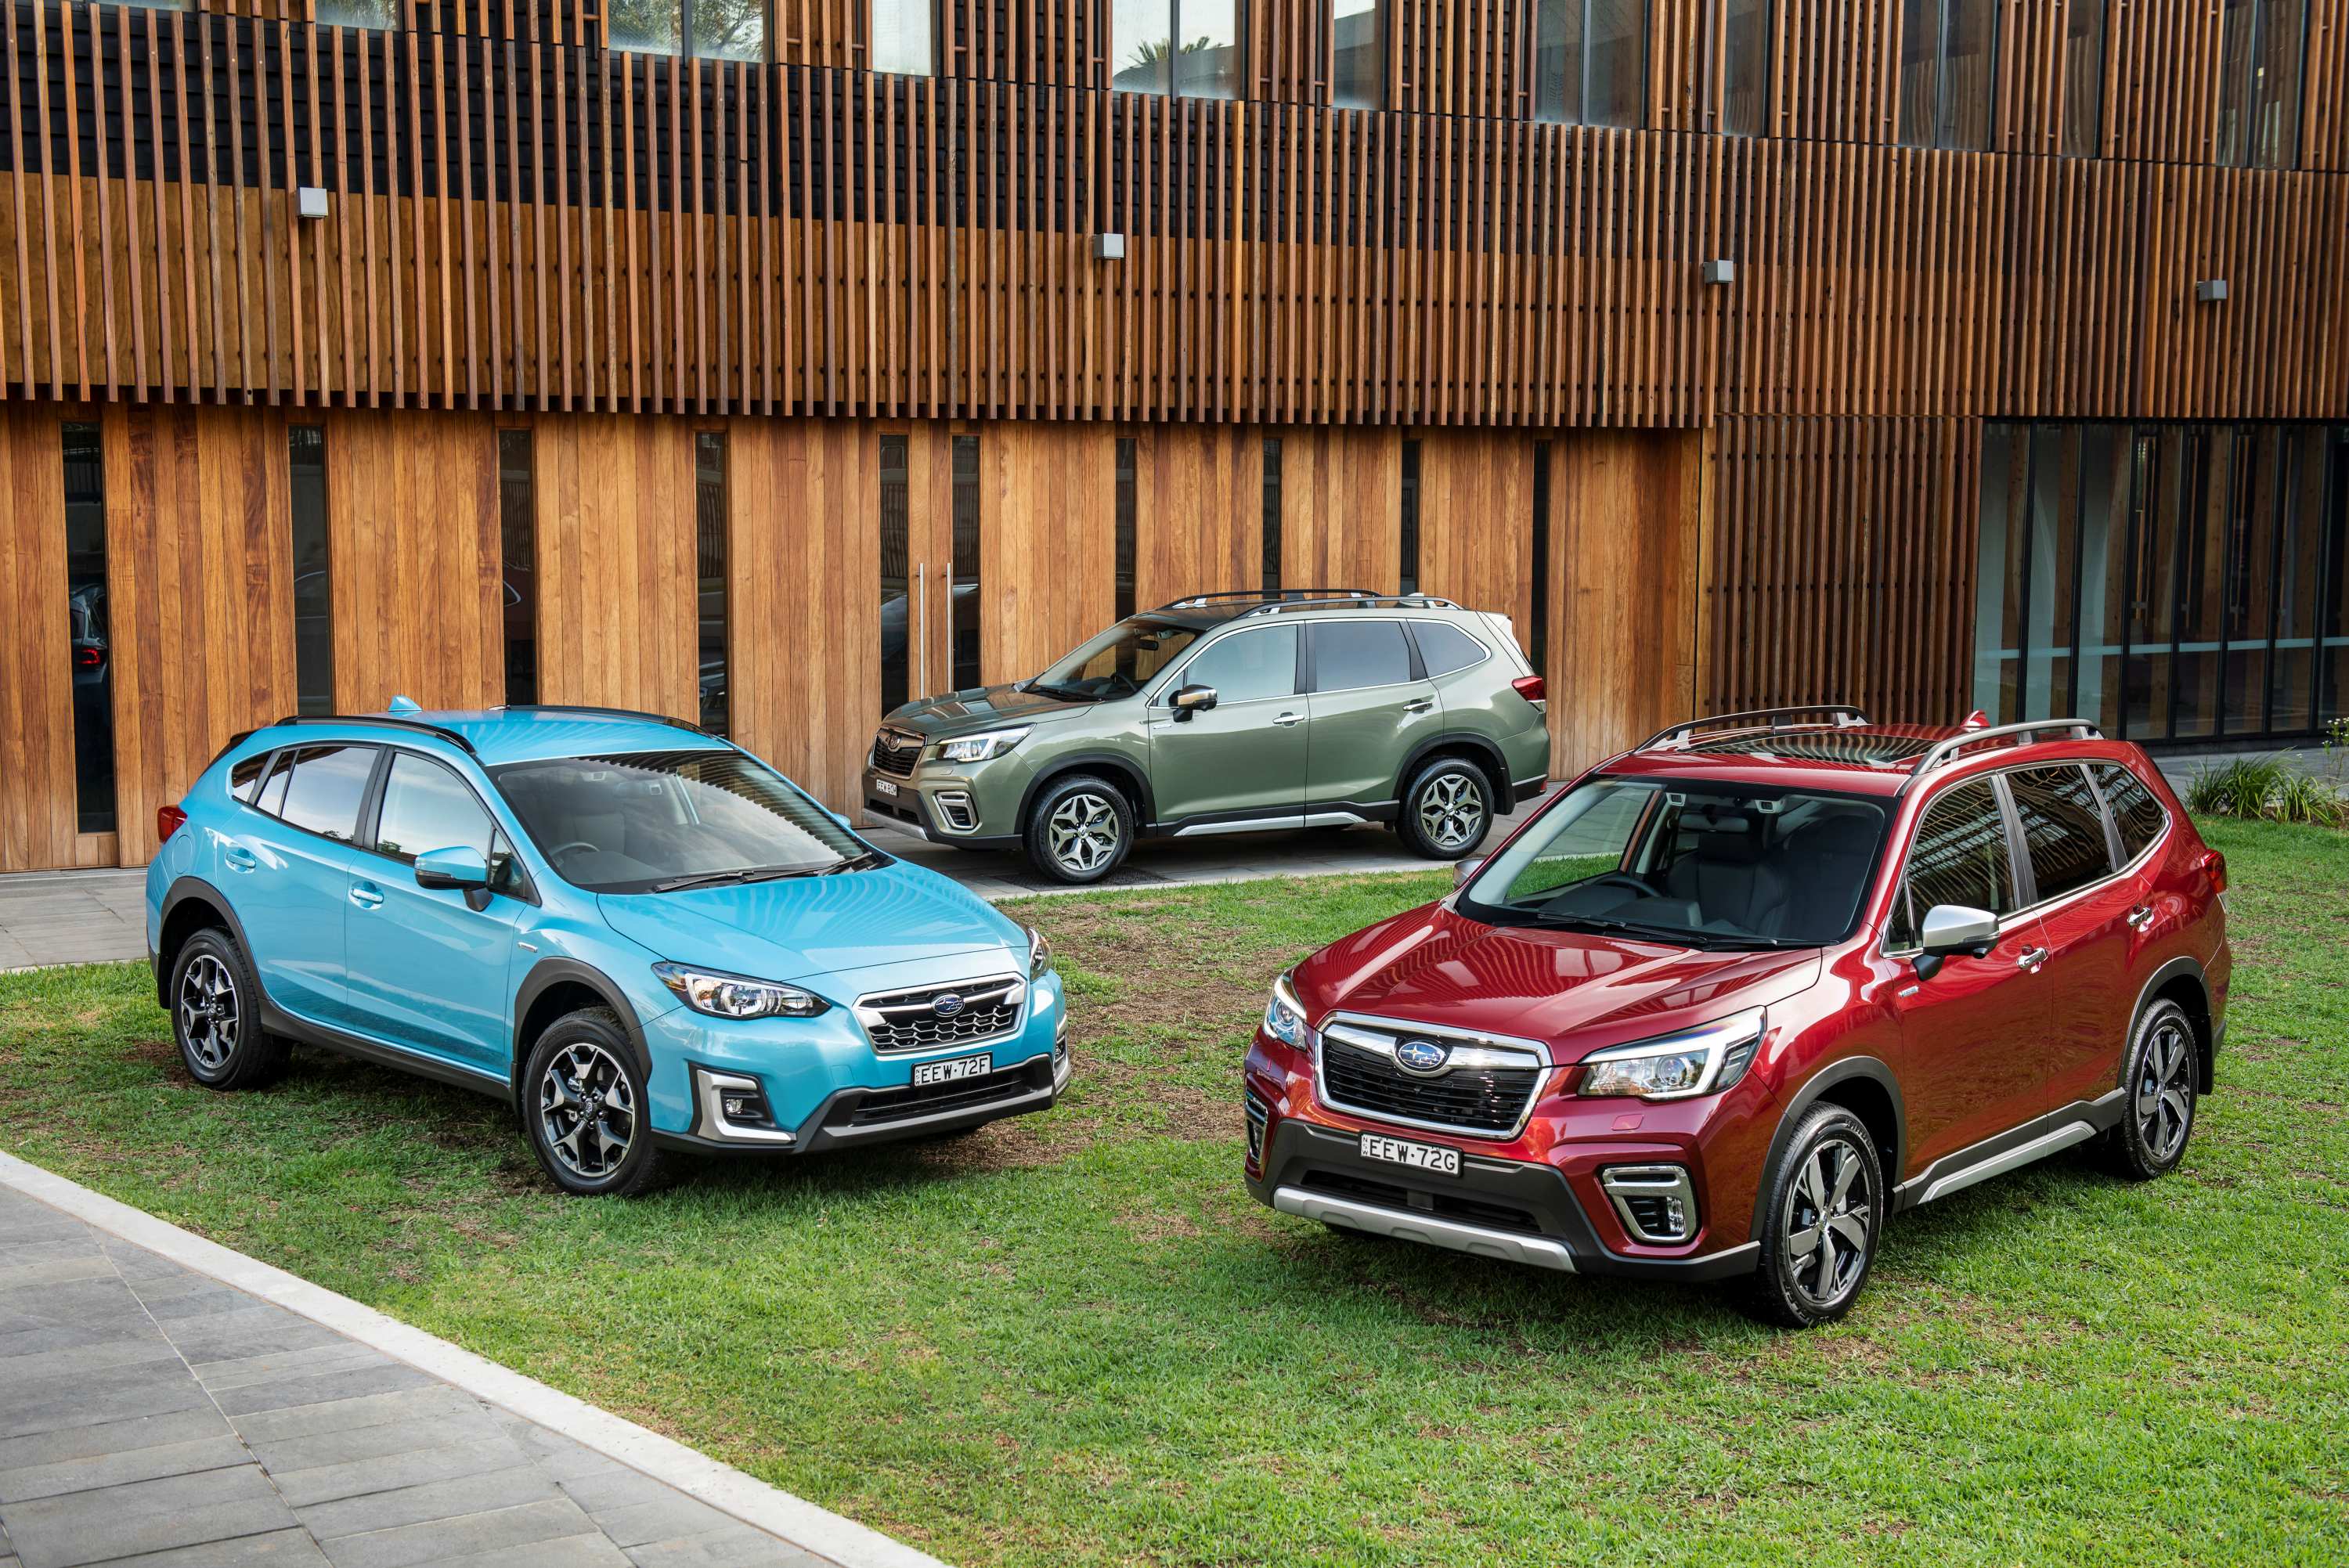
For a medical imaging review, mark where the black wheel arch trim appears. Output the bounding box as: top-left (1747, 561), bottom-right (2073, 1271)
top-left (511, 957), bottom-right (656, 1105)
top-left (156, 876), bottom-right (254, 1008)
top-left (1017, 755), bottom-right (1157, 835)
top-left (1393, 733), bottom-right (1512, 811)
top-left (1750, 1055), bottom-right (1907, 1239)
top-left (2128, 954), bottom-right (2217, 1093)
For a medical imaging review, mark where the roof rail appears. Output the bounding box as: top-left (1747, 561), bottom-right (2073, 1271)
top-left (1636, 705), bottom-right (1871, 753)
top-left (1238, 593), bottom-right (1462, 618)
top-left (268, 714), bottom-right (479, 755)
top-left (507, 704), bottom-right (709, 736)
top-left (1154, 588), bottom-right (1377, 611)
top-left (1900, 718), bottom-right (2102, 791)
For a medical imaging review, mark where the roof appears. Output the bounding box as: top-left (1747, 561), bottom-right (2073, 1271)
top-left (1142, 589), bottom-right (1474, 628)
top-left (1600, 718), bottom-right (2119, 798)
top-left (257, 706), bottom-right (731, 767)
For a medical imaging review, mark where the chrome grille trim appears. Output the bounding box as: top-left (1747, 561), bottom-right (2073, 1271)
top-left (1313, 1015), bottom-right (1550, 1141)
top-left (870, 727), bottom-right (925, 778)
top-left (852, 973), bottom-right (1025, 1054)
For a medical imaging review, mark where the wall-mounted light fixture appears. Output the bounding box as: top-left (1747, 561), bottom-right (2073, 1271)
top-left (2195, 278), bottom-right (2228, 303)
top-left (297, 186), bottom-right (330, 221)
top-left (1092, 232), bottom-right (1126, 261)
top-left (1701, 258), bottom-right (1735, 286)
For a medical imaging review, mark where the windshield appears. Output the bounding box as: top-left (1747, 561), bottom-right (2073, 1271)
top-left (490, 749), bottom-right (879, 894)
top-left (1029, 617), bottom-right (1203, 700)
top-left (1458, 775), bottom-right (1889, 948)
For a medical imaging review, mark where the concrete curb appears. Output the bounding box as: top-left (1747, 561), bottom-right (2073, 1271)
top-left (0, 1146), bottom-right (953, 1568)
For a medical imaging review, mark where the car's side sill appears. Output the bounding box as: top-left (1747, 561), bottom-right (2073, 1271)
top-left (260, 997), bottom-right (512, 1102)
top-left (1896, 1089), bottom-right (2127, 1211)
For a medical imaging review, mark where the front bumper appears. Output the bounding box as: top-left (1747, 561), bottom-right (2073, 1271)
top-left (862, 766), bottom-right (1021, 850)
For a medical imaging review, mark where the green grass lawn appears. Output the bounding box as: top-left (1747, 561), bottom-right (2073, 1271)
top-left (4, 820), bottom-right (2346, 1566)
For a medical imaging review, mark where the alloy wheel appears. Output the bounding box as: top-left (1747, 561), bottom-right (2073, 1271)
top-left (1782, 1134), bottom-right (1874, 1310)
top-left (1417, 773), bottom-right (1487, 852)
top-left (177, 953), bottom-right (239, 1072)
top-left (539, 1042), bottom-right (637, 1181)
top-left (2136, 1014), bottom-right (2195, 1163)
top-left (1047, 792), bottom-right (1121, 875)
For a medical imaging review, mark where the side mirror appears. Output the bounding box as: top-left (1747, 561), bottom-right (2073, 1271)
top-left (1914, 903), bottom-right (1997, 979)
top-left (415, 844), bottom-right (492, 893)
top-left (1452, 856), bottom-right (1486, 889)
top-left (1170, 683), bottom-right (1218, 720)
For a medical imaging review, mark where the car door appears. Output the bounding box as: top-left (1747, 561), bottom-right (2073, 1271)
top-left (1146, 623), bottom-right (1308, 828)
top-left (230, 743), bottom-right (377, 1029)
top-left (1303, 618), bottom-right (1446, 816)
top-left (342, 750), bottom-right (529, 1074)
top-left (1885, 775), bottom-right (2052, 1171)
top-left (2005, 763), bottom-right (2138, 1116)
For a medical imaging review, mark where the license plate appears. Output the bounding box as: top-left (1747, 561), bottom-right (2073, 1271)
top-left (912, 1054), bottom-right (990, 1087)
top-left (872, 777), bottom-right (900, 798)
top-left (1359, 1132), bottom-right (1461, 1177)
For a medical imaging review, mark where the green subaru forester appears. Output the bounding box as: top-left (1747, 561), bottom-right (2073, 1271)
top-left (861, 590), bottom-right (1553, 883)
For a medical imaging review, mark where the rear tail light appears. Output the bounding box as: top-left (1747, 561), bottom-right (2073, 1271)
top-left (2202, 849), bottom-right (2228, 892)
top-left (1510, 674), bottom-right (1547, 707)
top-left (74, 646), bottom-right (105, 670)
top-left (156, 805), bottom-right (188, 844)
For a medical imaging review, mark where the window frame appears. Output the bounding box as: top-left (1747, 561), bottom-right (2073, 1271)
top-left (1401, 618), bottom-right (1492, 679)
top-left (1532, 0), bottom-right (1652, 127)
top-left (1110, 0), bottom-right (1250, 100)
top-left (1156, 622), bottom-right (1305, 708)
top-left (868, 0), bottom-right (938, 77)
top-left (604, 0), bottom-right (772, 62)
top-left (2002, 761), bottom-right (2122, 908)
top-left (358, 745), bottom-right (540, 904)
top-left (1882, 773), bottom-right (2023, 957)
top-left (1301, 616), bottom-right (1426, 696)
top-left (1897, 0), bottom-right (2001, 151)
top-left (265, 743), bottom-right (386, 848)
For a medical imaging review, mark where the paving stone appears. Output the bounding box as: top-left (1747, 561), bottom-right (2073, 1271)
top-left (316, 1498), bottom-right (602, 1568)
top-left (0, 1332), bottom-right (182, 1386)
top-left (230, 1386), bottom-right (482, 1447)
top-left (2, 1465), bottom-right (294, 1568)
top-left (159, 1304), bottom-right (352, 1366)
top-left (0, 1433), bottom-right (251, 1505)
top-left (624, 1527), bottom-right (828, 1568)
top-left (489, 1418), bottom-right (623, 1486)
top-left (268, 1435), bottom-right (534, 1510)
top-left (298, 1465), bottom-right (565, 1542)
top-left (244, 1411), bottom-right (507, 1483)
top-left (413, 1532), bottom-right (633, 1567)
top-left (0, 1256), bottom-right (115, 1296)
top-left (580, 1497), bottom-right (742, 1552)
top-left (0, 1360), bottom-right (216, 1442)
top-left (0, 1410), bottom-right (235, 1475)
top-left (194, 1341), bottom-right (393, 1393)
top-left (555, 1469), bottom-right (684, 1512)
top-left (211, 1361), bottom-right (438, 1419)
top-left (0, 1278), bottom-right (134, 1337)
top-left (92, 1528), bottom-right (332, 1566)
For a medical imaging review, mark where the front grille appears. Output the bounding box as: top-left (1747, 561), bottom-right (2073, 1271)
top-left (1319, 1037), bottom-right (1539, 1136)
top-left (854, 976), bottom-right (1023, 1054)
top-left (832, 1061), bottom-right (1045, 1130)
top-left (871, 729), bottom-right (922, 777)
top-left (1299, 1169), bottom-right (1546, 1237)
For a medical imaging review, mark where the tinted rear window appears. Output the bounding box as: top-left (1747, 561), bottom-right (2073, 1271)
top-left (274, 745), bottom-right (377, 841)
top-left (2008, 765), bottom-right (2114, 903)
top-left (1311, 621), bottom-right (1414, 692)
top-left (2093, 762), bottom-right (2167, 862)
top-left (1409, 621), bottom-right (1488, 678)
top-left (228, 752), bottom-right (272, 803)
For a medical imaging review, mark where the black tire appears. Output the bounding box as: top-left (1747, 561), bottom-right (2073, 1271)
top-left (1740, 1105), bottom-right (1885, 1328)
top-left (1023, 774), bottom-right (1135, 885)
top-left (520, 1008), bottom-right (665, 1198)
top-left (1395, 757), bottom-right (1495, 861)
top-left (168, 928), bottom-right (288, 1090)
top-left (2106, 998), bottom-right (2199, 1180)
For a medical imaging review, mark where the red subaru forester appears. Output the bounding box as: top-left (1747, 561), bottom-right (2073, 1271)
top-left (1243, 708), bottom-right (2231, 1326)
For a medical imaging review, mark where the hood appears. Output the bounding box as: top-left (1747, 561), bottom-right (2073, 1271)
top-left (597, 861), bottom-right (1022, 986)
top-left (880, 683), bottom-right (1103, 739)
top-left (1294, 902), bottom-right (1821, 1062)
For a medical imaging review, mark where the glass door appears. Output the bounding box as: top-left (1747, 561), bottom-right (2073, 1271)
top-left (879, 433), bottom-right (970, 716)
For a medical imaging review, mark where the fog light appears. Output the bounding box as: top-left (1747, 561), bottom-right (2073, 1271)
top-left (1599, 1164), bottom-right (1698, 1245)
top-left (693, 1067), bottom-right (794, 1144)
top-left (1243, 1092), bottom-right (1269, 1167)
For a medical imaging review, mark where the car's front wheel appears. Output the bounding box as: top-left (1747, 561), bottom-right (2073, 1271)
top-left (521, 1008), bottom-right (665, 1197)
top-left (1024, 774), bottom-right (1134, 885)
top-left (1741, 1105), bottom-right (1884, 1328)
top-left (170, 928), bottom-right (287, 1090)
top-left (2107, 998), bottom-right (2198, 1180)
top-left (1396, 757), bottom-right (1492, 860)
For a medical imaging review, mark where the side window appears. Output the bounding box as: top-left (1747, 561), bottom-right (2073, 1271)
top-left (1890, 778), bottom-right (2015, 948)
top-left (229, 752), bottom-right (272, 803)
top-left (1176, 625), bottom-right (1298, 705)
top-left (2092, 762), bottom-right (2168, 863)
top-left (374, 754), bottom-right (495, 863)
top-left (1310, 620), bottom-right (1414, 693)
top-left (1408, 620), bottom-right (1488, 678)
top-left (256, 752), bottom-right (294, 816)
top-left (2008, 765), bottom-right (2115, 903)
top-left (274, 745), bottom-right (377, 842)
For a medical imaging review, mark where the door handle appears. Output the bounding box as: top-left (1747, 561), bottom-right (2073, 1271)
top-left (223, 847), bottom-right (258, 872)
top-left (2015, 946), bottom-right (2048, 971)
top-left (349, 882), bottom-right (384, 910)
top-left (1403, 698), bottom-right (1434, 715)
top-left (2125, 904), bottom-right (2155, 929)
top-left (1271, 712), bottom-right (1304, 728)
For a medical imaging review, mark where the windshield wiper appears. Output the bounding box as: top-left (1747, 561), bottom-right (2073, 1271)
top-left (1522, 911), bottom-right (1723, 949)
top-left (815, 850), bottom-right (886, 877)
top-left (1023, 681), bottom-right (1099, 702)
top-left (649, 865), bottom-right (806, 893)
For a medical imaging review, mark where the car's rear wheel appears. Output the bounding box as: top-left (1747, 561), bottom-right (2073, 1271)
top-left (521, 1008), bottom-right (664, 1197)
top-left (2107, 998), bottom-right (2198, 1180)
top-left (170, 928), bottom-right (287, 1090)
top-left (1396, 758), bottom-right (1492, 860)
top-left (1741, 1105), bottom-right (1883, 1328)
top-left (1025, 774), bottom-right (1133, 885)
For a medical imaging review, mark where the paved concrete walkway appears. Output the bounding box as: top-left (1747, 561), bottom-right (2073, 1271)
top-left (0, 1165), bottom-right (922, 1568)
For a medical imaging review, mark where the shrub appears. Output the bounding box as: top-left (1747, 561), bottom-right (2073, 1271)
top-left (2271, 770), bottom-right (2348, 827)
top-left (2185, 755), bottom-right (2348, 827)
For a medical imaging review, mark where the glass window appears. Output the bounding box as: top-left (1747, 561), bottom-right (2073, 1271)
top-left (1331, 0), bottom-right (1384, 109)
top-left (289, 426), bottom-right (334, 718)
top-left (374, 753), bottom-right (495, 863)
top-left (880, 434), bottom-right (911, 716)
top-left (491, 749), bottom-right (872, 894)
top-left (2091, 762), bottom-right (2167, 863)
top-left (1177, 626), bottom-right (1298, 705)
top-left (951, 434), bottom-right (982, 692)
top-left (314, 0), bottom-right (395, 25)
top-left (2174, 429), bottom-right (2229, 741)
top-left (63, 421), bottom-right (115, 836)
top-left (871, 0), bottom-right (935, 75)
top-left (1531, 442), bottom-right (1552, 675)
top-left (1535, 0), bottom-right (1586, 122)
top-left (229, 752), bottom-right (271, 803)
top-left (2007, 765), bottom-right (2114, 903)
top-left (2324, 434), bottom-right (2349, 723)
top-left (1535, 0), bottom-right (1647, 126)
top-left (1899, 0), bottom-right (1996, 150)
top-left (607, 0), bottom-right (766, 59)
top-left (1311, 620), bottom-right (1413, 692)
top-left (498, 429), bottom-right (536, 707)
top-left (1034, 618), bottom-right (1202, 699)
top-left (256, 752), bottom-right (294, 817)
top-left (1720, 0), bottom-right (1770, 135)
top-left (2218, 0), bottom-right (2308, 168)
top-left (1116, 438), bottom-right (1138, 622)
top-left (2270, 428), bottom-right (2326, 732)
top-left (1891, 778), bottom-right (2015, 948)
top-left (1114, 0), bottom-right (1243, 98)
top-left (1261, 438), bottom-right (1283, 596)
top-left (1409, 621), bottom-right (1488, 678)
top-left (1398, 440), bottom-right (1420, 595)
top-left (696, 431), bottom-right (728, 737)
top-left (2060, 0), bottom-right (2105, 157)
top-left (276, 745), bottom-right (377, 842)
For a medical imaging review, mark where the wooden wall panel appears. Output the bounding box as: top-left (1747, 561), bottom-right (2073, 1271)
top-left (1127, 424), bottom-right (1263, 611)
top-left (0, 404), bottom-right (77, 873)
top-left (1276, 426), bottom-right (1402, 593)
top-left (101, 404), bottom-right (299, 865)
top-left (528, 414), bottom-right (700, 718)
top-left (323, 411), bottom-right (506, 716)
top-left (1548, 427), bottom-right (1702, 774)
top-left (1411, 427), bottom-right (1534, 638)
top-left (975, 420), bottom-right (1118, 681)
top-left (1702, 415), bottom-right (1983, 726)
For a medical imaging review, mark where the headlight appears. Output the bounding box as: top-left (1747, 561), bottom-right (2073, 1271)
top-left (1027, 925), bottom-right (1055, 979)
top-left (653, 962), bottom-right (828, 1020)
top-left (1575, 1008), bottom-right (1766, 1101)
top-left (1263, 971), bottom-right (1317, 1051)
top-left (936, 726), bottom-right (1032, 764)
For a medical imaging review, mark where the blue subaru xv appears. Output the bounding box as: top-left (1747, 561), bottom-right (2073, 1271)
top-left (145, 705), bottom-right (1070, 1195)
